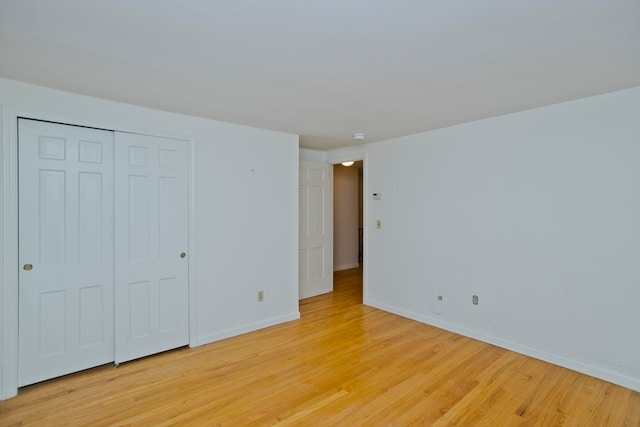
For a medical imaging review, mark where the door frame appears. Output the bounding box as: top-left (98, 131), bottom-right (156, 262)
top-left (1, 107), bottom-right (198, 399)
top-left (327, 153), bottom-right (368, 303)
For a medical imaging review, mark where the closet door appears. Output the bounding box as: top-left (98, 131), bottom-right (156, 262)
top-left (114, 132), bottom-right (189, 364)
top-left (18, 119), bottom-right (115, 386)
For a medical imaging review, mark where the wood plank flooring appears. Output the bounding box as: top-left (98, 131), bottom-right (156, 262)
top-left (1, 267), bottom-right (639, 426)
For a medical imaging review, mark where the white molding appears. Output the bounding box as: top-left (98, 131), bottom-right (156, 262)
top-left (1, 107), bottom-right (19, 400)
top-left (0, 108), bottom-right (199, 400)
top-left (364, 298), bottom-right (640, 392)
top-left (0, 105), bottom-right (2, 400)
top-left (194, 312), bottom-right (300, 347)
top-left (188, 138), bottom-right (198, 346)
top-left (361, 154), bottom-right (369, 305)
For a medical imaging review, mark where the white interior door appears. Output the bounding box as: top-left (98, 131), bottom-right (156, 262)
top-left (299, 161), bottom-right (332, 299)
top-left (114, 132), bottom-right (189, 364)
top-left (18, 119), bottom-right (115, 386)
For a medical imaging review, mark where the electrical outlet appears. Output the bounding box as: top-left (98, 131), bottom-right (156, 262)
top-left (257, 290), bottom-right (264, 302)
top-left (472, 295), bottom-right (478, 305)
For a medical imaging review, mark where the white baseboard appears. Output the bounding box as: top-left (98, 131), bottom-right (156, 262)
top-left (364, 298), bottom-right (640, 392)
top-left (334, 263), bottom-right (360, 272)
top-left (194, 312), bottom-right (300, 347)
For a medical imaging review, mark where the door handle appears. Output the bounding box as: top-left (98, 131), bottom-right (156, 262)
top-left (180, 252), bottom-right (186, 259)
top-left (23, 264), bottom-right (33, 271)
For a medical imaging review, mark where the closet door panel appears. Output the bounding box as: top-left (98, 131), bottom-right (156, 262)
top-left (114, 132), bottom-right (189, 364)
top-left (18, 119), bottom-right (115, 386)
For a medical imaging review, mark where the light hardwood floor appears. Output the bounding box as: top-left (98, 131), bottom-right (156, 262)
top-left (1, 267), bottom-right (639, 426)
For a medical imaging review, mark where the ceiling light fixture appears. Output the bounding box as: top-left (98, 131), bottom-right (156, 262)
top-left (353, 133), bottom-right (365, 140)
top-left (341, 161), bottom-right (355, 167)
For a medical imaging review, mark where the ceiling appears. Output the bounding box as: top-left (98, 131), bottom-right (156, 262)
top-left (1, 1), bottom-right (639, 151)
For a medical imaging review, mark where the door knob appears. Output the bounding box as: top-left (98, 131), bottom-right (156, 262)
top-left (180, 252), bottom-right (186, 258)
top-left (23, 264), bottom-right (33, 271)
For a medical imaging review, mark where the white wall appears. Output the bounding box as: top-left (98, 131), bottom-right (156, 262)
top-left (333, 164), bottom-right (359, 271)
top-left (0, 78), bottom-right (299, 398)
top-left (364, 87), bottom-right (640, 391)
top-left (299, 148), bottom-right (326, 163)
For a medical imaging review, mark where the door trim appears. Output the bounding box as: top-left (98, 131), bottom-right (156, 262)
top-left (0, 108), bottom-right (197, 399)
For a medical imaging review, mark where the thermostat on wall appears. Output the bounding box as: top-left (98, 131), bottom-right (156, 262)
top-left (373, 193), bottom-right (382, 200)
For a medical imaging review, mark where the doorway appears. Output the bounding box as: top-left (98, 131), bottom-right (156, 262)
top-left (333, 160), bottom-right (364, 300)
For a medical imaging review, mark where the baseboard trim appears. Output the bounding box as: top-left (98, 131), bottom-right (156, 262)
top-left (334, 263), bottom-right (360, 272)
top-left (194, 312), bottom-right (301, 347)
top-left (364, 298), bottom-right (640, 392)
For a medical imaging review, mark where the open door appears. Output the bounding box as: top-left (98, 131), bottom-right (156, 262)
top-left (298, 161), bottom-right (332, 299)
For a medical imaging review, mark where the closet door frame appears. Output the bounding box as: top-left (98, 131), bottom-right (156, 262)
top-left (0, 108), bottom-right (198, 400)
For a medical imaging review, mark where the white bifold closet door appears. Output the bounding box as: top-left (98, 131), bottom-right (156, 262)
top-left (114, 132), bottom-right (189, 364)
top-left (18, 119), bottom-right (189, 386)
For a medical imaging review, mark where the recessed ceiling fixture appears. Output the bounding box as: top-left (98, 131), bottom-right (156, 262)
top-left (353, 133), bottom-right (365, 140)
top-left (341, 161), bottom-right (355, 167)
